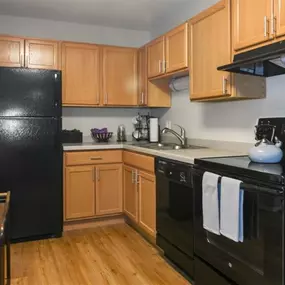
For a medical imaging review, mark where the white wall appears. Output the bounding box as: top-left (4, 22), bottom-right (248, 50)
top-left (0, 15), bottom-right (150, 47)
top-left (151, 0), bottom-right (285, 144)
top-left (0, 15), bottom-right (151, 137)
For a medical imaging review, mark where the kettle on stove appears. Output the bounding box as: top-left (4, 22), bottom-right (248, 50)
top-left (249, 135), bottom-right (283, 163)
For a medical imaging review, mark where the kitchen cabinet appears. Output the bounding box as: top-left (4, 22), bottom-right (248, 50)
top-left (64, 151), bottom-right (123, 221)
top-left (138, 171), bottom-right (156, 236)
top-left (102, 46), bottom-right (138, 106)
top-left (189, 0), bottom-right (232, 100)
top-left (65, 166), bottom-right (96, 220)
top-left (95, 164), bottom-right (122, 216)
top-left (123, 165), bottom-right (138, 222)
top-left (275, 0), bottom-right (285, 38)
top-left (0, 36), bottom-right (60, 69)
top-left (137, 47), bottom-right (147, 106)
top-left (147, 23), bottom-right (188, 79)
top-left (62, 42), bottom-right (100, 106)
top-left (147, 37), bottom-right (165, 78)
top-left (123, 151), bottom-right (156, 237)
top-left (189, 0), bottom-right (266, 101)
top-left (165, 23), bottom-right (188, 73)
top-left (0, 36), bottom-right (24, 67)
top-left (24, 39), bottom-right (60, 70)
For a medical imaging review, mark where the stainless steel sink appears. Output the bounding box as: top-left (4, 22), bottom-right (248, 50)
top-left (138, 143), bottom-right (206, 151)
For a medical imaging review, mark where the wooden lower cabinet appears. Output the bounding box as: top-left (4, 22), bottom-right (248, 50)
top-left (64, 154), bottom-right (123, 221)
top-left (65, 166), bottom-right (96, 220)
top-left (123, 164), bottom-right (156, 237)
top-left (95, 164), bottom-right (123, 216)
top-left (123, 165), bottom-right (138, 222)
top-left (138, 171), bottom-right (156, 236)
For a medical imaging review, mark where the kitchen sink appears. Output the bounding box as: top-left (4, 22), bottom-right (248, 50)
top-left (135, 143), bottom-right (206, 150)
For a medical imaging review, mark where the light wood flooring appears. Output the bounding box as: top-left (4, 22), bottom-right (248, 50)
top-left (11, 223), bottom-right (191, 285)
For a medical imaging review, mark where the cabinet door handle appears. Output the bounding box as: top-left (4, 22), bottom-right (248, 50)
top-left (264, 16), bottom-right (269, 37)
top-left (92, 167), bottom-right (95, 181)
top-left (158, 60), bottom-right (162, 73)
top-left (131, 170), bottom-right (135, 184)
top-left (20, 54), bottom-right (24, 67)
top-left (25, 54), bottom-right (29, 67)
top-left (271, 16), bottom-right (276, 36)
top-left (97, 168), bottom-right (100, 181)
top-left (136, 170), bottom-right (139, 184)
top-left (222, 76), bottom-right (228, 95)
top-left (164, 61), bottom-right (167, 73)
top-left (90, 156), bottom-right (102, 160)
top-left (141, 92), bottom-right (144, 105)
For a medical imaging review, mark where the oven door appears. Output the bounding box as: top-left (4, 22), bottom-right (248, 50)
top-left (194, 168), bottom-right (284, 285)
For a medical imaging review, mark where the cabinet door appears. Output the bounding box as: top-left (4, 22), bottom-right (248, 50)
top-left (102, 46), bottom-right (137, 106)
top-left (165, 23), bottom-right (188, 73)
top-left (0, 36), bottom-right (24, 67)
top-left (25, 39), bottom-right (59, 69)
top-left (65, 166), bottom-right (95, 220)
top-left (62, 42), bottom-right (100, 106)
top-left (138, 47), bottom-right (147, 106)
top-left (233, 0), bottom-right (273, 51)
top-left (123, 165), bottom-right (138, 222)
top-left (138, 171), bottom-right (156, 236)
top-left (275, 0), bottom-right (285, 38)
top-left (147, 36), bottom-right (165, 78)
top-left (190, 0), bottom-right (232, 100)
top-left (95, 164), bottom-right (123, 216)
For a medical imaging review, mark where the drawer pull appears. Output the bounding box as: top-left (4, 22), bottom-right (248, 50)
top-left (90, 157), bottom-right (102, 160)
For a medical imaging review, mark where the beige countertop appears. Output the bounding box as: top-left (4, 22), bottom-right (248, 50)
top-left (63, 142), bottom-right (245, 164)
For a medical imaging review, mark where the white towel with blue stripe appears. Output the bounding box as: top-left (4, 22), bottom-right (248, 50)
top-left (202, 172), bottom-right (220, 235)
top-left (220, 177), bottom-right (244, 242)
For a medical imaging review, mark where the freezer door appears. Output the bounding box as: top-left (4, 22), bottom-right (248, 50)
top-left (0, 117), bottom-right (63, 240)
top-left (0, 67), bottom-right (61, 117)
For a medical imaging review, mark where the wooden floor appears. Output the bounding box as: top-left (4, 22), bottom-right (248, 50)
top-left (11, 223), bottom-right (191, 285)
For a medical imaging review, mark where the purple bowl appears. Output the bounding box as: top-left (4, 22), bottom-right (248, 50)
top-left (91, 128), bottom-right (108, 134)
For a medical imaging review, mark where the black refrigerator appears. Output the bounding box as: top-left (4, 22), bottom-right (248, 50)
top-left (0, 67), bottom-right (63, 241)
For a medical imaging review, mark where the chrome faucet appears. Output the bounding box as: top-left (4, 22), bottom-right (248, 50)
top-left (161, 124), bottom-right (187, 147)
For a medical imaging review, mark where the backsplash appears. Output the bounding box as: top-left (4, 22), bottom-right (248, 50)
top-left (62, 107), bottom-right (151, 137)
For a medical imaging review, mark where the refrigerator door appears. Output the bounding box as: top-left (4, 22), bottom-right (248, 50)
top-left (0, 117), bottom-right (62, 240)
top-left (0, 67), bottom-right (61, 118)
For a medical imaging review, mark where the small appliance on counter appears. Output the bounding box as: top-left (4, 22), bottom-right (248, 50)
top-left (62, 129), bottom-right (83, 143)
top-left (117, 125), bottom-right (127, 142)
top-left (132, 113), bottom-right (151, 141)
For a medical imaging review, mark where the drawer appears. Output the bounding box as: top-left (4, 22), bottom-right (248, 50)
top-left (65, 150), bottom-right (123, 166)
top-left (123, 151), bottom-right (154, 173)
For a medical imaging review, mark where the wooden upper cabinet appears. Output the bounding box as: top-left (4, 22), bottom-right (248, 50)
top-left (95, 164), bottom-right (123, 216)
top-left (233, 0), bottom-right (273, 51)
top-left (65, 166), bottom-right (95, 221)
top-left (147, 37), bottom-right (165, 78)
top-left (62, 42), bottom-right (100, 106)
top-left (25, 39), bottom-right (59, 69)
top-left (165, 23), bottom-right (188, 73)
top-left (123, 165), bottom-right (138, 222)
top-left (275, 0), bottom-right (285, 38)
top-left (138, 171), bottom-right (156, 237)
top-left (102, 46), bottom-right (137, 106)
top-left (190, 0), bottom-right (232, 100)
top-left (0, 36), bottom-right (24, 67)
top-left (137, 47), bottom-right (147, 106)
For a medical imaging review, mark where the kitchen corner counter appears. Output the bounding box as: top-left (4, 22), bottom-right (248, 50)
top-left (63, 142), bottom-right (245, 164)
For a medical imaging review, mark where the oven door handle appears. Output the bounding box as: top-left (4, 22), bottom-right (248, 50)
top-left (240, 183), bottom-right (284, 196)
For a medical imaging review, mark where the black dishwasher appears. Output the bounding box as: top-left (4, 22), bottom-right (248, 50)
top-left (156, 157), bottom-right (194, 277)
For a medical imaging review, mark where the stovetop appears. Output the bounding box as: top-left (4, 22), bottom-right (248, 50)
top-left (195, 156), bottom-right (285, 186)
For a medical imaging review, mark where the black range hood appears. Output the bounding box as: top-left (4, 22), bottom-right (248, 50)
top-left (217, 40), bottom-right (285, 77)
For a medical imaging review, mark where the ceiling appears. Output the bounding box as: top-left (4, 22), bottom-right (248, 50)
top-left (0, 0), bottom-right (191, 31)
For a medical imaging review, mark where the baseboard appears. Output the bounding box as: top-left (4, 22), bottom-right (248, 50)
top-left (63, 214), bottom-right (124, 232)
